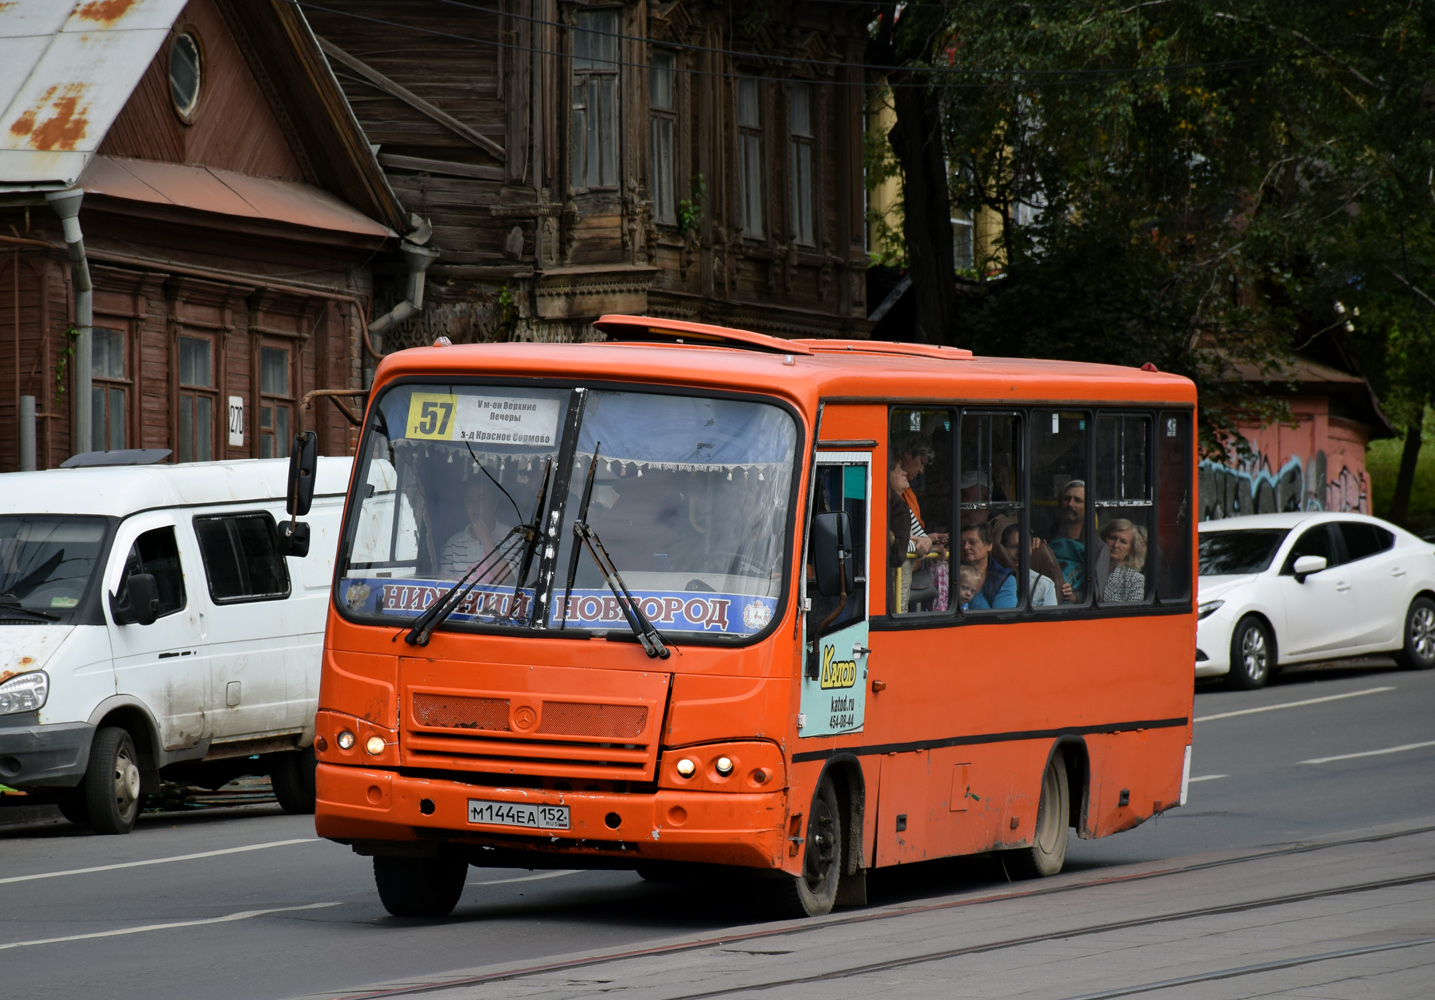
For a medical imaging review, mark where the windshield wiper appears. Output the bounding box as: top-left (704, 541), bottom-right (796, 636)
top-left (0, 600), bottom-right (61, 622)
top-left (572, 521), bottom-right (671, 659)
top-left (401, 528), bottom-right (526, 646)
top-left (503, 458), bottom-right (552, 624)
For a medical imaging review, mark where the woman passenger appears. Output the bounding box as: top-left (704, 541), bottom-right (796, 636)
top-left (1099, 518), bottom-right (1146, 603)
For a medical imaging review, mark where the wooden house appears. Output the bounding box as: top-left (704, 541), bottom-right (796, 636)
top-left (0, 0), bottom-right (413, 470)
top-left (303, 0), bottom-right (875, 346)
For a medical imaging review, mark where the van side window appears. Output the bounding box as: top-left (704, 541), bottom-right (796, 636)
top-left (116, 527), bottom-right (186, 618)
top-left (193, 513), bottom-right (291, 603)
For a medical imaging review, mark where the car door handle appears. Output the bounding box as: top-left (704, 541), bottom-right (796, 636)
top-left (1392, 568), bottom-right (1407, 577)
top-left (1335, 582), bottom-right (1351, 591)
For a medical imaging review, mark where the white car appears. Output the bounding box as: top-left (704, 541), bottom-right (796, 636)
top-left (1197, 512), bottom-right (1435, 689)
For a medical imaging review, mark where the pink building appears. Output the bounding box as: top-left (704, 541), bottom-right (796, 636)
top-left (1199, 355), bottom-right (1393, 520)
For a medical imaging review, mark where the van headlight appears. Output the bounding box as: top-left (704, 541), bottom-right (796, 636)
top-left (0, 671), bottom-right (48, 715)
top-left (1197, 600), bottom-right (1224, 620)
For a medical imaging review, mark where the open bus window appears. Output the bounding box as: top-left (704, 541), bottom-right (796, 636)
top-left (958, 411), bottom-right (1022, 612)
top-left (887, 408), bottom-right (953, 615)
top-left (1031, 410), bottom-right (1089, 607)
top-left (1094, 414), bottom-right (1152, 605)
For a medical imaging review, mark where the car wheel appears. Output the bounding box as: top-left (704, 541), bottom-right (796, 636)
top-left (83, 726), bottom-right (142, 835)
top-left (766, 778), bottom-right (842, 917)
top-left (373, 855), bottom-right (468, 917)
top-left (270, 747), bottom-right (317, 814)
top-left (1228, 616), bottom-right (1274, 690)
top-left (1005, 752), bottom-right (1070, 878)
top-left (1397, 596), bottom-right (1435, 670)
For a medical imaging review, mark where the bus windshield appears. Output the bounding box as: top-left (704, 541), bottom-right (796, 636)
top-left (335, 382), bottom-right (799, 641)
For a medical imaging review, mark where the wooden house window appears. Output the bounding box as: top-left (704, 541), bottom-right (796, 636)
top-left (178, 335), bottom-right (214, 463)
top-left (571, 9), bottom-right (621, 192)
top-left (259, 346), bottom-right (292, 459)
top-left (91, 326), bottom-right (127, 451)
top-left (650, 49), bottom-right (678, 226)
top-left (789, 83), bottom-right (815, 247)
top-left (737, 76), bottom-right (764, 239)
top-left (170, 32), bottom-right (202, 123)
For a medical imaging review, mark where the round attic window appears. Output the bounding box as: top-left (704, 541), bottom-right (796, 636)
top-left (169, 32), bottom-right (202, 121)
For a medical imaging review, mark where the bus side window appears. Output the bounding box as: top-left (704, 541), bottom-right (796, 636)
top-left (1155, 411), bottom-right (1192, 603)
top-left (1030, 410), bottom-right (1089, 607)
top-left (958, 411), bottom-right (1023, 612)
top-left (1094, 414), bottom-right (1152, 605)
top-left (808, 463), bottom-right (867, 640)
top-left (888, 408), bottom-right (953, 616)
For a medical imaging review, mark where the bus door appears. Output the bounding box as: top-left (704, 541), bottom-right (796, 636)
top-left (800, 455), bottom-right (870, 738)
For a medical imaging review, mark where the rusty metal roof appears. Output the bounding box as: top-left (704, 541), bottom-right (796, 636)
top-left (0, 0), bottom-right (189, 192)
top-left (81, 155), bottom-right (395, 239)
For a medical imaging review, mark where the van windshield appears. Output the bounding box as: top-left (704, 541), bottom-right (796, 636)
top-left (0, 516), bottom-right (110, 625)
top-left (335, 383), bottom-right (799, 642)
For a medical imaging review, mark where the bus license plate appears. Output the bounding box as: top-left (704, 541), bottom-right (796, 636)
top-left (467, 799), bottom-right (569, 830)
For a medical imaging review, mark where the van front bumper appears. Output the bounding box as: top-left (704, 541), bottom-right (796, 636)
top-left (314, 762), bottom-right (790, 870)
top-left (0, 721), bottom-right (95, 787)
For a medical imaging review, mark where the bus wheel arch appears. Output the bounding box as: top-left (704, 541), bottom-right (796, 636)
top-left (1004, 741), bottom-right (1075, 878)
top-left (769, 769), bottom-right (848, 917)
top-left (1051, 737), bottom-right (1093, 840)
top-left (817, 754), bottom-right (866, 875)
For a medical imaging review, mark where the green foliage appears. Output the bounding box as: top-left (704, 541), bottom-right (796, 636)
top-left (1368, 408), bottom-right (1435, 530)
top-left (877, 0), bottom-right (1435, 460)
top-left (677, 174), bottom-right (706, 237)
top-left (54, 325), bottom-right (78, 406)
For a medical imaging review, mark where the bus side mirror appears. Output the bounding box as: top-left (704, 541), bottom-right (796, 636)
top-left (110, 573), bottom-right (158, 626)
top-left (812, 511), bottom-right (854, 597)
top-left (1292, 554), bottom-right (1326, 583)
top-left (276, 520), bottom-right (311, 559)
top-left (286, 431), bottom-right (319, 517)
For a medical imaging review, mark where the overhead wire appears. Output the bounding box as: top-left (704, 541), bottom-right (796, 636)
top-left (288, 0), bottom-right (1283, 90)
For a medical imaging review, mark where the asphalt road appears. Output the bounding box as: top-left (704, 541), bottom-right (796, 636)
top-left (2, 660), bottom-right (1432, 1000)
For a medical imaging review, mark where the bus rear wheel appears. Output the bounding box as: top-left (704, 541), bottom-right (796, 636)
top-left (373, 855), bottom-right (468, 917)
top-left (1005, 754), bottom-right (1069, 879)
top-left (768, 778), bottom-right (842, 918)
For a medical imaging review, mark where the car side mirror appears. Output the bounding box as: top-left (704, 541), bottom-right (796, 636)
top-left (1292, 554), bottom-right (1327, 583)
top-left (275, 520), bottom-right (311, 558)
top-left (110, 572), bottom-right (159, 626)
top-left (812, 511), bottom-right (854, 597)
top-left (286, 431), bottom-right (319, 517)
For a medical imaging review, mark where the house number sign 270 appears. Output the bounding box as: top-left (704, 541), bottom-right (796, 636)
top-left (228, 395), bottom-right (244, 447)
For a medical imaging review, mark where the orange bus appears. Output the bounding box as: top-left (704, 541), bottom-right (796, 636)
top-left (299, 315), bottom-right (1196, 917)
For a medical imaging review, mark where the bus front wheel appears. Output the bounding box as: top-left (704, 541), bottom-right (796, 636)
top-left (1006, 754), bottom-right (1069, 879)
top-left (373, 855), bottom-right (468, 917)
top-left (769, 779), bottom-right (842, 918)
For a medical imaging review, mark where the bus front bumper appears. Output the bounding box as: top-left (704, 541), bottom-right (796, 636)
top-left (314, 763), bottom-right (790, 870)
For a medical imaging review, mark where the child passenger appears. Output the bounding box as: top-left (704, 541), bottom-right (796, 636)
top-left (957, 564), bottom-right (981, 610)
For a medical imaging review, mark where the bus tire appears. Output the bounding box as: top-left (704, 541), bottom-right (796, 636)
top-left (83, 726), bottom-right (142, 835)
top-left (373, 855), bottom-right (467, 917)
top-left (1006, 754), bottom-right (1069, 879)
top-left (1227, 616), bottom-right (1274, 690)
top-left (1396, 596), bottom-right (1435, 670)
top-left (271, 747), bottom-right (318, 814)
top-left (768, 778), bottom-right (842, 918)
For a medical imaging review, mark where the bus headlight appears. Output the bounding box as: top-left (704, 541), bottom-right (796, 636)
top-left (714, 756), bottom-right (734, 776)
top-left (337, 730), bottom-right (356, 750)
top-left (1197, 600), bottom-right (1224, 620)
top-left (0, 671), bottom-right (48, 715)
top-left (365, 736), bottom-right (386, 755)
top-left (675, 758), bottom-right (696, 778)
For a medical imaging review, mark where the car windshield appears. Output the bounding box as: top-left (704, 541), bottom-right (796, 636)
top-left (0, 516), bottom-right (111, 624)
top-left (335, 383), bottom-right (799, 642)
top-left (1198, 528), bottom-right (1290, 576)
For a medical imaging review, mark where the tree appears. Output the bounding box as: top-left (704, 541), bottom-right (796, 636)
top-left (877, 0), bottom-right (1435, 463)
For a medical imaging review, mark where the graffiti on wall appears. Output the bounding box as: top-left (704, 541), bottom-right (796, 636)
top-left (1199, 450), bottom-right (1369, 520)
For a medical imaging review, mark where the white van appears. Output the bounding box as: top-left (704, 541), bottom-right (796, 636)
top-left (0, 457), bottom-right (350, 834)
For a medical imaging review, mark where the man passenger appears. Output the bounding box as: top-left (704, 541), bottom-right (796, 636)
top-left (1045, 479), bottom-right (1108, 602)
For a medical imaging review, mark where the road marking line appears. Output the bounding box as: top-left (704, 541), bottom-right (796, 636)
top-left (1187, 775), bottom-right (1227, 782)
top-left (469, 870), bottom-right (578, 886)
top-left (0, 838), bottom-right (318, 885)
top-left (1195, 686), bottom-right (1394, 723)
top-left (1299, 740), bottom-right (1435, 765)
top-left (0, 902), bottom-right (338, 951)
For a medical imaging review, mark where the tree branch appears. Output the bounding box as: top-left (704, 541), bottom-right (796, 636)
top-left (1211, 11), bottom-right (1377, 89)
top-left (1387, 266), bottom-right (1435, 310)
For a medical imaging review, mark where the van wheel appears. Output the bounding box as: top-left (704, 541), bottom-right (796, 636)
top-left (1228, 616), bottom-right (1274, 690)
top-left (1005, 754), bottom-right (1069, 878)
top-left (373, 855), bottom-right (468, 917)
top-left (1397, 597), bottom-right (1435, 670)
top-left (271, 747), bottom-right (317, 814)
top-left (83, 726), bottom-right (141, 835)
top-left (767, 779), bottom-right (842, 918)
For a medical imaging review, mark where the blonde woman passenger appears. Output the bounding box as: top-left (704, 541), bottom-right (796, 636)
top-left (1099, 518), bottom-right (1146, 603)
